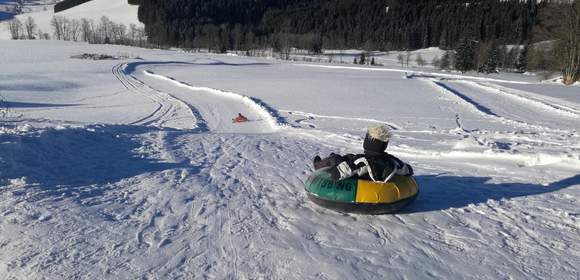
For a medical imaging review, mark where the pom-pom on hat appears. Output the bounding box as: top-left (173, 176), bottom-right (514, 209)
top-left (363, 124), bottom-right (392, 155)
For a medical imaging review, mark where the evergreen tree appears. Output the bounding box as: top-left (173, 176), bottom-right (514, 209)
top-left (359, 53), bottom-right (366, 65)
top-left (440, 50), bottom-right (453, 70)
top-left (479, 41), bottom-right (499, 74)
top-left (134, 0), bottom-right (540, 52)
top-left (506, 47), bottom-right (519, 70)
top-left (498, 45), bottom-right (509, 69)
top-left (455, 39), bottom-right (477, 73)
top-left (516, 44), bottom-right (529, 73)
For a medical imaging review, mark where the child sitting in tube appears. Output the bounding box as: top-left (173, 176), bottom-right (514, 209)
top-left (313, 124), bottom-right (413, 182)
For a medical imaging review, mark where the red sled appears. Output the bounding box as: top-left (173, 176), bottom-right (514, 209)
top-left (232, 113), bottom-right (249, 123)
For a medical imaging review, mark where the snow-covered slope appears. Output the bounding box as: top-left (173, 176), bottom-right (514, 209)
top-left (0, 0), bottom-right (140, 39)
top-left (0, 0), bottom-right (59, 14)
top-left (0, 40), bottom-right (579, 279)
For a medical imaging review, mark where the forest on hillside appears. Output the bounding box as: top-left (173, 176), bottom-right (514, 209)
top-left (7, 0), bottom-right (576, 83)
top-left (132, 0), bottom-right (539, 52)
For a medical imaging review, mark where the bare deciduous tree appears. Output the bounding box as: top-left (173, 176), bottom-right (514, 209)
top-left (8, 18), bottom-right (23, 39)
top-left (24, 16), bottom-right (36, 39)
top-left (535, 0), bottom-right (580, 85)
top-left (397, 53), bottom-right (404, 67)
top-left (69, 19), bottom-right (81, 41)
top-left (439, 50), bottom-right (454, 70)
top-left (404, 51), bottom-right (411, 67)
top-left (99, 16), bottom-right (113, 43)
top-left (432, 56), bottom-right (441, 68)
top-left (36, 14), bottom-right (146, 46)
top-left (415, 53), bottom-right (426, 67)
top-left (50, 16), bottom-right (65, 40)
top-left (60, 17), bottom-right (71, 41)
top-left (81, 18), bottom-right (92, 42)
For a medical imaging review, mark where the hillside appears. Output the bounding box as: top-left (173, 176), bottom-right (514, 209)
top-left (0, 0), bottom-right (141, 40)
top-left (136, 0), bottom-right (538, 50)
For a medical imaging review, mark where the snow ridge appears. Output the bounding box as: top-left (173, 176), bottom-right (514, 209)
top-left (296, 64), bottom-right (533, 85)
top-left (143, 70), bottom-right (287, 131)
top-left (467, 81), bottom-right (580, 118)
top-left (427, 79), bottom-right (570, 132)
top-left (433, 80), bottom-right (499, 117)
top-left (282, 110), bottom-right (401, 130)
top-left (391, 145), bottom-right (580, 169)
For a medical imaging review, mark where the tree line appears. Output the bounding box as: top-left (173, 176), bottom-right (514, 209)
top-left (8, 15), bottom-right (147, 47)
top-left (133, 0), bottom-right (538, 52)
top-left (430, 0), bottom-right (578, 84)
top-left (6, 0), bottom-right (578, 84)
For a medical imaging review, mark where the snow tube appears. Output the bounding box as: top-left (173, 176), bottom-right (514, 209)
top-left (304, 167), bottom-right (419, 214)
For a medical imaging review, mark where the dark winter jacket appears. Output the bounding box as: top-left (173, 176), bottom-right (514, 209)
top-left (314, 152), bottom-right (413, 182)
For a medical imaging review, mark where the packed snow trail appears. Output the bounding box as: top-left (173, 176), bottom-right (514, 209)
top-left (112, 63), bottom-right (200, 130)
top-left (120, 61), bottom-right (283, 133)
top-left (470, 81), bottom-right (580, 117)
top-left (435, 80), bottom-right (580, 130)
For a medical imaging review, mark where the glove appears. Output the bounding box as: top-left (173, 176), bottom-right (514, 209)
top-left (330, 168), bottom-right (341, 181)
top-left (313, 155), bottom-right (322, 170)
top-left (330, 161), bottom-right (354, 181)
top-left (406, 164), bottom-right (414, 176)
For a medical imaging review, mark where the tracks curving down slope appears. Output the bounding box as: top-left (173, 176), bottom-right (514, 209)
top-left (112, 63), bottom-right (201, 130)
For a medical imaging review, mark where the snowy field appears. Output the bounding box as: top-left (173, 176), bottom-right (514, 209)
top-left (0, 40), bottom-right (579, 279)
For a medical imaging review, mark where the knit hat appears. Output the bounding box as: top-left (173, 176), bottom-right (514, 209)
top-left (363, 124), bottom-right (392, 155)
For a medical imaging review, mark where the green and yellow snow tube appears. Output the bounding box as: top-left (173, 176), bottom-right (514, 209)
top-left (305, 167), bottom-right (419, 214)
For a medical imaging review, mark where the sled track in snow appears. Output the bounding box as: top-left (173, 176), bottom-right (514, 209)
top-left (142, 70), bottom-right (287, 131)
top-left (112, 63), bottom-right (166, 126)
top-left (112, 63), bottom-right (204, 130)
top-left (467, 81), bottom-right (580, 118)
top-left (433, 81), bottom-right (499, 117)
top-left (427, 79), bottom-right (569, 132)
top-left (282, 110), bottom-right (401, 130)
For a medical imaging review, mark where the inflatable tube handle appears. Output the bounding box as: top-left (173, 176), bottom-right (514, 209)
top-left (382, 165), bottom-right (398, 183)
top-left (354, 157), bottom-right (377, 182)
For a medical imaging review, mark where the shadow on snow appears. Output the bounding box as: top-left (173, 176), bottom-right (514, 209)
top-left (403, 173), bottom-right (580, 213)
top-left (1, 101), bottom-right (78, 108)
top-left (0, 124), bottom-right (196, 203)
top-left (123, 60), bottom-right (271, 74)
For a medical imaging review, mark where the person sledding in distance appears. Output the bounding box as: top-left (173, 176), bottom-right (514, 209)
top-left (232, 113), bottom-right (249, 123)
top-left (313, 124), bottom-right (413, 182)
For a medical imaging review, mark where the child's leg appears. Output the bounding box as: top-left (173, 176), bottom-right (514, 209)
top-left (313, 153), bottom-right (344, 170)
